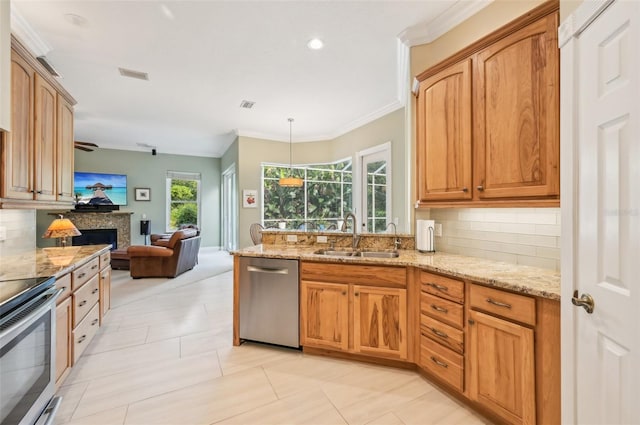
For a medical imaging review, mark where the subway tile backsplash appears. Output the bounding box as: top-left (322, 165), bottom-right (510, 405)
top-left (430, 208), bottom-right (561, 271)
top-left (0, 209), bottom-right (37, 258)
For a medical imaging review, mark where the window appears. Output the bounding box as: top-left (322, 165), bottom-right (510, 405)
top-left (166, 171), bottom-right (201, 232)
top-left (262, 159), bottom-right (352, 230)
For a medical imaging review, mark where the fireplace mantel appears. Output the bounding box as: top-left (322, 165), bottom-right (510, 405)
top-left (51, 211), bottom-right (134, 249)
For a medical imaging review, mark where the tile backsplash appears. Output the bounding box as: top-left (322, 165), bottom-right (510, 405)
top-left (429, 208), bottom-right (561, 271)
top-left (0, 209), bottom-right (37, 258)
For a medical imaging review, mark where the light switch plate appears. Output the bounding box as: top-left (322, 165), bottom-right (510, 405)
top-left (286, 234), bottom-right (298, 242)
top-left (317, 235), bottom-right (328, 243)
top-left (0, 226), bottom-right (6, 242)
top-left (435, 223), bottom-right (443, 237)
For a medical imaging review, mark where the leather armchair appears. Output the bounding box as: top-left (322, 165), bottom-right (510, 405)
top-left (127, 229), bottom-right (201, 278)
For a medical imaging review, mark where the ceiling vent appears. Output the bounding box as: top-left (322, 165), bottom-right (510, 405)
top-left (118, 67), bottom-right (149, 81)
top-left (239, 100), bottom-right (255, 109)
top-left (36, 56), bottom-right (61, 77)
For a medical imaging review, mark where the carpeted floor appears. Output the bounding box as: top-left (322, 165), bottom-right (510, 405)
top-left (109, 247), bottom-right (234, 308)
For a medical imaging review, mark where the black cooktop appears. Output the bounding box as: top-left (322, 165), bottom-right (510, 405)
top-left (0, 276), bottom-right (56, 317)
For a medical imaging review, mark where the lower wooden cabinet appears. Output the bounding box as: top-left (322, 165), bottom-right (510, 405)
top-left (99, 265), bottom-right (111, 322)
top-left (468, 310), bottom-right (536, 425)
top-left (300, 262), bottom-right (408, 361)
top-left (300, 281), bottom-right (348, 351)
top-left (55, 296), bottom-right (72, 385)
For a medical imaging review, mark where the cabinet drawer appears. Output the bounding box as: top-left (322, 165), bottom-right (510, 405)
top-left (72, 303), bottom-right (100, 363)
top-left (470, 284), bottom-right (536, 326)
top-left (73, 274), bottom-right (99, 327)
top-left (421, 292), bottom-right (464, 329)
top-left (301, 262), bottom-right (406, 287)
top-left (420, 271), bottom-right (464, 304)
top-left (421, 315), bottom-right (464, 354)
top-left (420, 337), bottom-right (464, 392)
top-left (99, 251), bottom-right (111, 270)
top-left (72, 258), bottom-right (99, 290)
top-left (55, 273), bottom-right (72, 304)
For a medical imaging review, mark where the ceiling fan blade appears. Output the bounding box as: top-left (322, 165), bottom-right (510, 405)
top-left (74, 145), bottom-right (94, 152)
top-left (74, 141), bottom-right (98, 147)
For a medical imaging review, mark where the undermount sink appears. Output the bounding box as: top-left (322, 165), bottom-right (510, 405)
top-left (313, 249), bottom-right (399, 258)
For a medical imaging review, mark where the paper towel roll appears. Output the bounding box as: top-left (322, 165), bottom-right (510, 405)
top-left (416, 219), bottom-right (435, 252)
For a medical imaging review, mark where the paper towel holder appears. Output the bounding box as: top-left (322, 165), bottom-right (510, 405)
top-left (419, 226), bottom-right (436, 253)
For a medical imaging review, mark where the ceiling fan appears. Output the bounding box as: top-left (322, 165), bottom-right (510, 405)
top-left (74, 141), bottom-right (98, 152)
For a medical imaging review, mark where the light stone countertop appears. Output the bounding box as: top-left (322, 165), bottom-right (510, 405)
top-left (0, 244), bottom-right (111, 281)
top-left (231, 245), bottom-right (561, 301)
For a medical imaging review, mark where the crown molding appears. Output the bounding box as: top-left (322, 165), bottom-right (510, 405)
top-left (398, 0), bottom-right (493, 47)
top-left (10, 5), bottom-right (51, 57)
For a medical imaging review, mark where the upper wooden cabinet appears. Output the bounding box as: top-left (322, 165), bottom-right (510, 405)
top-left (416, 59), bottom-right (472, 202)
top-left (1, 37), bottom-right (77, 208)
top-left (415, 2), bottom-right (559, 207)
top-left (473, 14), bottom-right (559, 200)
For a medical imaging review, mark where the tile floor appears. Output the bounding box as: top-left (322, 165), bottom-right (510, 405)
top-left (55, 249), bottom-right (491, 425)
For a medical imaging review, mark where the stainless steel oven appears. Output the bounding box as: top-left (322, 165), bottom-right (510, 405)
top-left (0, 277), bottom-right (62, 425)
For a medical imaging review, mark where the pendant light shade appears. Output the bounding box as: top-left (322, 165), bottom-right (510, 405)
top-left (279, 118), bottom-right (303, 187)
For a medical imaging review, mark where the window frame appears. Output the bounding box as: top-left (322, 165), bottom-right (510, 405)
top-left (165, 171), bottom-right (202, 232)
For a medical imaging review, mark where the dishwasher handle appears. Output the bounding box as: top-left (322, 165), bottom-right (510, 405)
top-left (246, 265), bottom-right (289, 275)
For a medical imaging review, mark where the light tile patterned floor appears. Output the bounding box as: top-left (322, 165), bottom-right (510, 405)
top-left (55, 249), bottom-right (492, 425)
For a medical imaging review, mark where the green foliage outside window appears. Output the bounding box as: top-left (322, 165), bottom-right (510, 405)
top-left (169, 178), bottom-right (199, 230)
top-left (263, 160), bottom-right (352, 229)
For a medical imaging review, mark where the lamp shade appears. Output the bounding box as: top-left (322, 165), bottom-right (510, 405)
top-left (43, 215), bottom-right (81, 239)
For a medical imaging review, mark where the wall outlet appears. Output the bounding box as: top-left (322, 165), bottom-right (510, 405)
top-left (0, 226), bottom-right (6, 242)
top-left (435, 223), bottom-right (443, 237)
top-left (317, 235), bottom-right (328, 243)
top-left (286, 234), bottom-right (298, 242)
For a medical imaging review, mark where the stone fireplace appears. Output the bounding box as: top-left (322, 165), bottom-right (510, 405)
top-left (62, 211), bottom-right (133, 249)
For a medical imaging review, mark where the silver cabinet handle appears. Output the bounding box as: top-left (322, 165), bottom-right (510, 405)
top-left (430, 304), bottom-right (448, 313)
top-left (427, 282), bottom-right (448, 292)
top-left (462, 187), bottom-right (468, 192)
top-left (430, 356), bottom-right (448, 368)
top-left (486, 298), bottom-right (512, 309)
top-left (246, 266), bottom-right (289, 275)
top-left (476, 185), bottom-right (484, 191)
top-left (92, 288), bottom-right (99, 294)
top-left (430, 327), bottom-right (449, 339)
top-left (77, 335), bottom-right (86, 343)
top-left (79, 300), bottom-right (87, 307)
top-left (91, 319), bottom-right (99, 326)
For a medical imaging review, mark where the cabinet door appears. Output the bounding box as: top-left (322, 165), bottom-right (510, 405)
top-left (55, 297), bottom-right (72, 385)
top-left (56, 95), bottom-right (74, 202)
top-left (34, 74), bottom-right (57, 201)
top-left (473, 13), bottom-right (559, 199)
top-left (99, 265), bottom-right (111, 322)
top-left (3, 52), bottom-right (34, 199)
top-left (353, 285), bottom-right (407, 359)
top-left (469, 310), bottom-right (535, 425)
top-left (416, 59), bottom-right (472, 202)
top-left (300, 281), bottom-right (348, 351)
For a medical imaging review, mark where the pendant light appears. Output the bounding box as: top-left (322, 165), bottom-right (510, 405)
top-left (279, 118), bottom-right (303, 187)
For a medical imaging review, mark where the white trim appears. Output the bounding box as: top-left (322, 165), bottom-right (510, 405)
top-left (10, 4), bottom-right (51, 56)
top-left (221, 163), bottom-right (238, 251)
top-left (356, 142), bottom-right (392, 233)
top-left (396, 39), bottom-right (410, 106)
top-left (398, 0), bottom-right (493, 47)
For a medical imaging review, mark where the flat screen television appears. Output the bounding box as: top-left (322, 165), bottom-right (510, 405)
top-left (74, 172), bottom-right (127, 206)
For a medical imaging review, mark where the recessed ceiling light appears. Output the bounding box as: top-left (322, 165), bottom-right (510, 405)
top-left (64, 13), bottom-right (88, 27)
top-left (307, 38), bottom-right (324, 50)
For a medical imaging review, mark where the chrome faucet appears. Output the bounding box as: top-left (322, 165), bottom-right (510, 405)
top-left (342, 212), bottom-right (361, 250)
top-left (386, 222), bottom-right (401, 250)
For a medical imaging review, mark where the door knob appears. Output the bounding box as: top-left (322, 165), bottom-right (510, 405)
top-left (571, 290), bottom-right (595, 314)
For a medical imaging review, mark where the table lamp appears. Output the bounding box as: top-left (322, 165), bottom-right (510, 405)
top-left (43, 214), bottom-right (81, 248)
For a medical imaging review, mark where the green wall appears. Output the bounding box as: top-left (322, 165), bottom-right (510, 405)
top-left (37, 149), bottom-right (221, 247)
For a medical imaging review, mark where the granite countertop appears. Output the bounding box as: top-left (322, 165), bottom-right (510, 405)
top-left (0, 244), bottom-right (112, 281)
top-left (231, 245), bottom-right (561, 301)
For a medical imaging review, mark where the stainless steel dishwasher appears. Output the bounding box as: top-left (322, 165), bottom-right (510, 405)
top-left (238, 256), bottom-right (299, 348)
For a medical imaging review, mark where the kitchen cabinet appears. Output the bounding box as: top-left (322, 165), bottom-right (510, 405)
top-left (414, 1), bottom-right (559, 207)
top-left (1, 37), bottom-right (76, 208)
top-left (300, 262), bottom-right (408, 361)
top-left (473, 13), bottom-right (559, 200)
top-left (54, 274), bottom-right (72, 386)
top-left (467, 284), bottom-right (540, 425)
top-left (99, 251), bottom-right (112, 322)
top-left (418, 270), bottom-right (466, 392)
top-left (416, 59), bottom-right (472, 202)
top-left (0, 0), bottom-right (10, 131)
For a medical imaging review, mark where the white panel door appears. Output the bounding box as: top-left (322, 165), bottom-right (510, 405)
top-left (563, 1), bottom-right (640, 423)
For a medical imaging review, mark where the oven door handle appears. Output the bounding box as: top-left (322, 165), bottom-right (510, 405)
top-left (34, 396), bottom-right (62, 425)
top-left (0, 287), bottom-right (62, 338)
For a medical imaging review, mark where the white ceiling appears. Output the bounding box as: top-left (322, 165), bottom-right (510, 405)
top-left (12, 0), bottom-right (488, 157)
